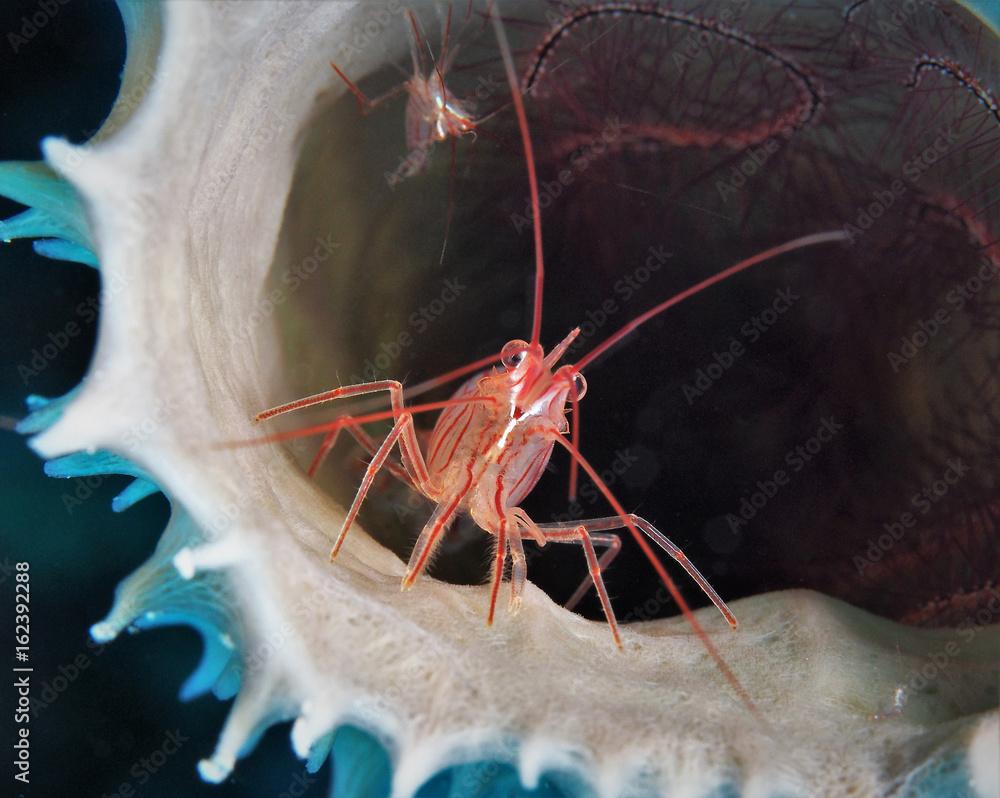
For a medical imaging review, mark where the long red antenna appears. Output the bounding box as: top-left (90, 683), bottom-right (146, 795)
top-left (279, 351), bottom-right (502, 425)
top-left (490, 3), bottom-right (545, 347)
top-left (550, 434), bottom-right (759, 716)
top-left (223, 395), bottom-right (494, 449)
top-left (573, 231), bottom-right (849, 373)
top-left (401, 351), bottom-right (500, 400)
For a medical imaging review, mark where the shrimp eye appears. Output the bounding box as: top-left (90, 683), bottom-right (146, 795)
top-left (569, 371), bottom-right (587, 400)
top-left (501, 339), bottom-right (530, 369)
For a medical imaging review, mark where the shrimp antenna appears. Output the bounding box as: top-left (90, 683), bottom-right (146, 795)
top-left (550, 434), bottom-right (759, 717)
top-left (222, 395), bottom-right (495, 449)
top-left (572, 230), bottom-right (850, 373)
top-left (490, 2), bottom-right (545, 347)
top-left (492, 0), bottom-right (759, 717)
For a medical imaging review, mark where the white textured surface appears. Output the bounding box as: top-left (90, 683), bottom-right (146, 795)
top-left (30, 2), bottom-right (999, 795)
top-left (970, 714), bottom-right (999, 798)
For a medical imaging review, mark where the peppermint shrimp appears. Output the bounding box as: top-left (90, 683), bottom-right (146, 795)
top-left (331, 2), bottom-right (484, 182)
top-left (251, 6), bottom-right (849, 711)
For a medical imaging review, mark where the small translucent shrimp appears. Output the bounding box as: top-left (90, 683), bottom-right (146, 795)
top-left (332, 2), bottom-right (497, 263)
top-left (251, 5), bottom-right (850, 713)
top-left (331, 2), bottom-right (482, 181)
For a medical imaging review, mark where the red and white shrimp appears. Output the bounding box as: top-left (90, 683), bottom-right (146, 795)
top-left (251, 6), bottom-right (849, 712)
top-left (331, 2), bottom-right (483, 180)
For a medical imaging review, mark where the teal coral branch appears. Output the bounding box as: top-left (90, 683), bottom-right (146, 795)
top-left (16, 388), bottom-right (81, 434)
top-left (90, 507), bottom-right (243, 702)
top-left (0, 161), bottom-right (94, 251)
top-left (43, 448), bottom-right (159, 512)
top-left (33, 238), bottom-right (99, 268)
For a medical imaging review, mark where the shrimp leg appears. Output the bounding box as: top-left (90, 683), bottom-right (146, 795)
top-left (528, 521), bottom-right (622, 611)
top-left (530, 522), bottom-right (623, 649)
top-left (308, 424), bottom-right (413, 487)
top-left (485, 512), bottom-right (531, 621)
top-left (402, 472), bottom-right (474, 589)
top-left (505, 519), bottom-right (527, 613)
top-left (329, 63), bottom-right (409, 115)
top-left (331, 414), bottom-right (411, 558)
top-left (338, 350), bottom-right (501, 420)
top-left (487, 517), bottom-right (509, 626)
top-left (256, 379), bottom-right (437, 498)
top-left (536, 515), bottom-right (737, 629)
top-left (257, 380), bottom-right (447, 558)
top-left (508, 508), bottom-right (619, 613)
